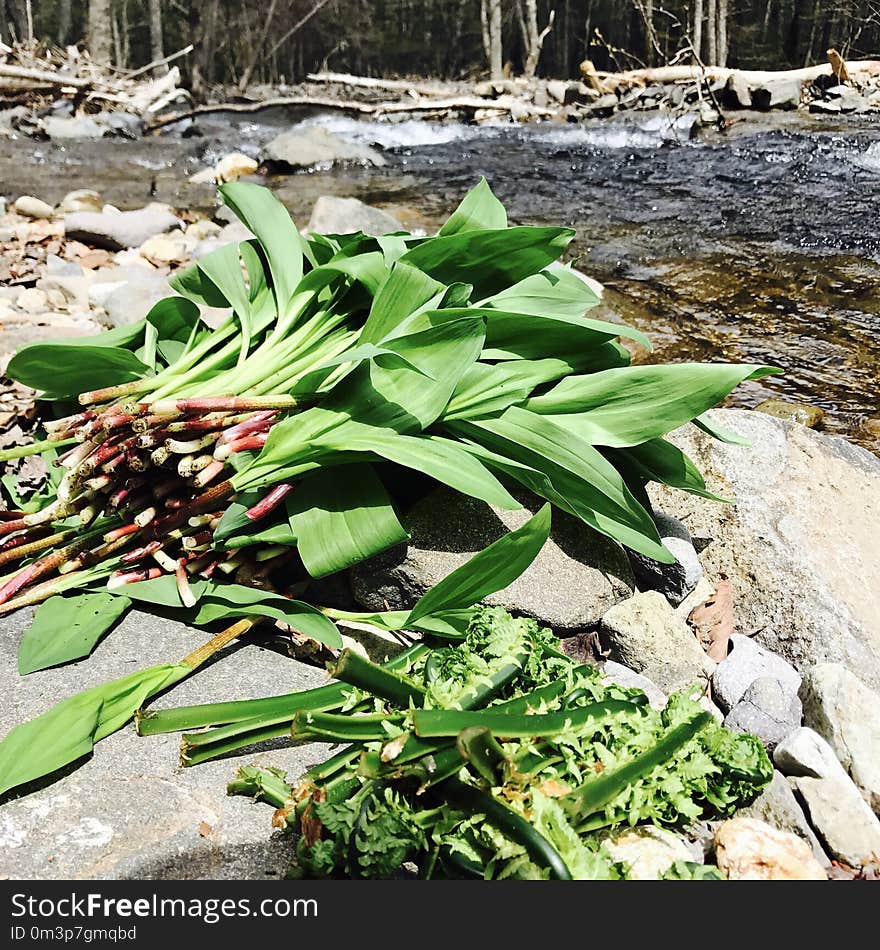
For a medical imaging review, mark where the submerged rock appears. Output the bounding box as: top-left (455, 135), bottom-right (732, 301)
top-left (713, 817), bottom-right (826, 880)
top-left (599, 590), bottom-right (715, 693)
top-left (799, 663), bottom-right (880, 813)
top-left (306, 195), bottom-right (402, 236)
top-left (754, 398), bottom-right (824, 428)
top-left (650, 409), bottom-right (880, 690)
top-left (261, 126), bottom-right (386, 171)
top-left (350, 486), bottom-right (634, 632)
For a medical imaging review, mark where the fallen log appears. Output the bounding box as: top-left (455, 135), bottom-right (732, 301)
top-left (0, 63), bottom-right (99, 90)
top-left (145, 92), bottom-right (554, 131)
top-left (306, 71), bottom-right (458, 98)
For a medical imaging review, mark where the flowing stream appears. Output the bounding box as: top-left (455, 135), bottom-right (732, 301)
top-left (2, 108), bottom-right (879, 443)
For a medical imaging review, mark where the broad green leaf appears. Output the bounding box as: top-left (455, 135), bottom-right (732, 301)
top-left (360, 261), bottom-right (446, 344)
top-left (240, 239), bottom-right (268, 302)
top-left (481, 267), bottom-right (601, 318)
top-left (401, 226), bottom-right (574, 299)
top-left (609, 438), bottom-right (730, 503)
top-left (439, 177), bottom-right (508, 235)
top-left (448, 407), bottom-right (670, 561)
top-left (168, 261), bottom-right (230, 308)
top-left (6, 344), bottom-right (150, 398)
top-left (441, 358), bottom-right (571, 422)
top-left (18, 593), bottom-right (131, 674)
top-left (197, 243), bottom-right (253, 363)
top-left (0, 663), bottom-right (189, 796)
top-left (219, 181), bottom-right (305, 315)
top-left (525, 364), bottom-right (781, 447)
top-left (407, 504), bottom-right (551, 623)
top-left (145, 295), bottom-right (202, 343)
top-left (289, 464), bottom-right (408, 578)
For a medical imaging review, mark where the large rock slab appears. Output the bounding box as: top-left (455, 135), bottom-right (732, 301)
top-left (0, 607), bottom-right (333, 880)
top-left (650, 409), bottom-right (880, 689)
top-left (791, 774), bottom-right (880, 867)
top-left (799, 663), bottom-right (880, 813)
top-left (599, 590), bottom-right (716, 693)
top-left (261, 127), bottom-right (386, 171)
top-left (350, 486), bottom-right (634, 633)
top-left (64, 206), bottom-right (182, 251)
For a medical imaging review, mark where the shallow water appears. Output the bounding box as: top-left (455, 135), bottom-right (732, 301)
top-left (1, 108), bottom-right (878, 442)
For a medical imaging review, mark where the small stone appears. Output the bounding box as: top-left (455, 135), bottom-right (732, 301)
top-left (306, 195), bottom-right (403, 237)
top-left (13, 195), bottom-right (54, 220)
top-left (188, 166), bottom-right (217, 185)
top-left (799, 663), bottom-right (880, 813)
top-left (723, 676), bottom-right (802, 750)
top-left (774, 726), bottom-right (848, 780)
top-left (600, 825), bottom-right (695, 880)
top-left (139, 233), bottom-right (190, 265)
top-left (600, 590), bottom-right (716, 694)
top-left (184, 219), bottom-right (222, 242)
top-left (712, 633), bottom-right (801, 713)
top-left (600, 661), bottom-right (667, 710)
top-left (629, 511), bottom-right (703, 606)
top-left (15, 287), bottom-right (48, 313)
top-left (45, 288), bottom-right (67, 310)
top-left (261, 126), bottom-right (386, 170)
top-left (792, 775), bottom-right (880, 867)
top-left (737, 771), bottom-right (828, 864)
top-left (714, 817), bottom-right (826, 880)
top-left (755, 399), bottom-right (824, 429)
top-left (587, 93), bottom-right (618, 116)
top-left (57, 189), bottom-right (103, 214)
top-left (215, 153), bottom-right (259, 183)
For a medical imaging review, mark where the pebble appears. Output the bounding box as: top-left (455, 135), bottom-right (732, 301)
top-left (714, 817), bottom-right (827, 880)
top-left (13, 195), bottom-right (54, 219)
top-left (600, 660), bottom-right (667, 710)
top-left (57, 189), bottom-right (104, 214)
top-left (15, 287), bottom-right (49, 313)
top-left (754, 398), bottom-right (825, 429)
top-left (628, 511), bottom-right (704, 606)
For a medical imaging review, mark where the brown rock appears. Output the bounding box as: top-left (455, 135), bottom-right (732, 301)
top-left (754, 398), bottom-right (824, 429)
top-left (714, 817), bottom-right (827, 880)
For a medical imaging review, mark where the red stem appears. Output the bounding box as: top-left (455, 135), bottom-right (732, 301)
top-left (246, 483), bottom-right (293, 522)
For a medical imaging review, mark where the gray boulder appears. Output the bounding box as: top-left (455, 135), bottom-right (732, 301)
top-left (723, 676), bottom-right (802, 751)
top-left (799, 663), bottom-right (880, 813)
top-left (750, 77), bottom-right (803, 110)
top-left (628, 511), bottom-right (703, 606)
top-left (64, 206), bottom-right (182, 251)
top-left (261, 127), bottom-right (386, 171)
top-left (0, 607), bottom-right (332, 880)
top-left (774, 726), bottom-right (849, 781)
top-left (350, 486), bottom-right (634, 633)
top-left (649, 409), bottom-right (880, 690)
top-left (43, 115), bottom-right (107, 140)
top-left (736, 770), bottom-right (828, 865)
top-left (712, 633), bottom-right (802, 713)
top-left (306, 196), bottom-right (402, 236)
top-left (791, 774), bottom-right (880, 867)
top-left (599, 590), bottom-right (715, 694)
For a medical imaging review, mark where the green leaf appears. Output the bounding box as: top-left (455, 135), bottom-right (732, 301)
top-left (168, 262), bottom-right (230, 308)
top-left (5, 344), bottom-right (151, 398)
top-left (196, 243), bottom-right (253, 363)
top-left (525, 363), bottom-right (781, 448)
top-left (18, 593), bottom-right (131, 674)
top-left (407, 503), bottom-right (551, 623)
top-left (360, 261), bottom-right (446, 344)
top-left (694, 413), bottom-right (752, 446)
top-left (439, 177), bottom-right (508, 235)
top-left (288, 464), bottom-right (408, 578)
top-left (401, 226), bottom-right (574, 299)
top-left (441, 359), bottom-right (571, 422)
top-left (0, 663), bottom-right (189, 797)
top-left (145, 295), bottom-right (202, 345)
top-left (219, 181), bottom-right (305, 315)
top-left (609, 438), bottom-right (730, 503)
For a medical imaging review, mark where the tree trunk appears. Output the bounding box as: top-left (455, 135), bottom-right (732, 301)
top-left (706, 0), bottom-right (718, 64)
top-left (149, 0), bottom-right (165, 74)
top-left (717, 0), bottom-right (728, 67)
top-left (519, 0), bottom-right (554, 79)
top-left (57, 0), bottom-right (72, 45)
top-left (484, 0), bottom-right (503, 79)
top-left (88, 0), bottom-right (113, 64)
top-left (693, 0), bottom-right (704, 61)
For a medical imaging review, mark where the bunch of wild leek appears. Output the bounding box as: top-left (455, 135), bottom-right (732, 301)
top-left (224, 604), bottom-right (772, 880)
top-left (0, 179), bottom-right (773, 629)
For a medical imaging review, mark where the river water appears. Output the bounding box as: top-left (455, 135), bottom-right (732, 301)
top-left (2, 108), bottom-right (879, 443)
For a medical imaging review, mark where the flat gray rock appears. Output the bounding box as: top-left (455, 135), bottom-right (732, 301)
top-left (64, 207), bottom-right (181, 251)
top-left (599, 590), bottom-right (715, 693)
top-left (736, 771), bottom-right (828, 865)
top-left (351, 486), bottom-right (634, 633)
top-left (712, 633), bottom-right (802, 713)
top-left (723, 676), bottom-right (802, 751)
top-left (261, 127), bottom-right (386, 171)
top-left (0, 607), bottom-right (333, 880)
top-left (306, 196), bottom-right (402, 236)
top-left (651, 409), bottom-right (880, 690)
top-left (774, 727), bottom-right (848, 781)
top-left (799, 663), bottom-right (880, 813)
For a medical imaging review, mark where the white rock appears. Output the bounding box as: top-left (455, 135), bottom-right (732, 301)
top-left (714, 817), bottom-right (826, 880)
top-left (13, 195), bottom-right (54, 220)
top-left (139, 233), bottom-right (189, 265)
top-left (792, 774), bottom-right (880, 867)
top-left (712, 633), bottom-right (802, 713)
top-left (600, 825), bottom-right (694, 880)
top-left (306, 195), bottom-right (402, 237)
top-left (774, 727), bottom-right (849, 781)
top-left (215, 153), bottom-right (259, 183)
top-left (799, 663), bottom-right (880, 812)
top-left (185, 219), bottom-right (222, 242)
top-left (15, 288), bottom-right (48, 313)
top-left (57, 189), bottom-right (103, 214)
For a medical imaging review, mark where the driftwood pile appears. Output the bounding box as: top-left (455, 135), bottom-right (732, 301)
top-left (0, 41), bottom-right (191, 133)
